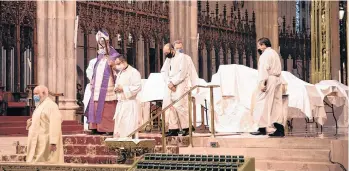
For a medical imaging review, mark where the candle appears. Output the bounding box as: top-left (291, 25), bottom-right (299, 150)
top-left (339, 69), bottom-right (342, 83)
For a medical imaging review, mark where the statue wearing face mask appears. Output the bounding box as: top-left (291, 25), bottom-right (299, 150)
top-left (85, 30), bottom-right (120, 135)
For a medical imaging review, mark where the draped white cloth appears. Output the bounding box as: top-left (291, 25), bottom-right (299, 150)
top-left (195, 65), bottom-right (327, 133)
top-left (83, 58), bottom-right (97, 131)
top-left (315, 80), bottom-right (349, 127)
top-left (136, 79), bottom-right (151, 127)
top-left (281, 71), bottom-right (326, 125)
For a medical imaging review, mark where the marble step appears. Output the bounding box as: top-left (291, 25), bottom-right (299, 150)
top-left (64, 155), bottom-right (119, 164)
top-left (0, 154), bottom-right (119, 164)
top-left (0, 162), bottom-right (129, 171)
top-left (139, 133), bottom-right (190, 147)
top-left (16, 145), bottom-right (118, 156)
top-left (255, 160), bottom-right (339, 171)
top-left (16, 144), bottom-right (179, 155)
top-left (0, 125), bottom-right (83, 135)
top-left (0, 116), bottom-right (30, 122)
top-left (0, 120), bottom-right (80, 127)
top-left (3, 145), bottom-right (177, 164)
top-left (191, 136), bottom-right (331, 149)
top-left (179, 147), bottom-right (330, 162)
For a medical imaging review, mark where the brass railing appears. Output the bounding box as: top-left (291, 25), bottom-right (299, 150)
top-left (127, 84), bottom-right (219, 153)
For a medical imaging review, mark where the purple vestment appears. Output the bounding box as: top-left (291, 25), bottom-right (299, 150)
top-left (85, 47), bottom-right (119, 124)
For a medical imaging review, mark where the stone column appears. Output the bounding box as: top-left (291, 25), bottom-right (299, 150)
top-left (47, 2), bottom-right (57, 92)
top-left (137, 38), bottom-right (145, 78)
top-left (36, 1), bottom-right (47, 86)
top-left (255, 1), bottom-right (279, 52)
top-left (36, 1), bottom-right (78, 120)
top-left (169, 0), bottom-right (199, 72)
top-left (330, 1), bottom-right (340, 81)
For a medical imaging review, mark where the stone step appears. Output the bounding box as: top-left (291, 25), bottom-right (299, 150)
top-left (255, 160), bottom-right (339, 171)
top-left (0, 116), bottom-right (30, 122)
top-left (17, 144), bottom-right (179, 155)
top-left (139, 133), bottom-right (190, 147)
top-left (0, 154), bottom-right (119, 164)
top-left (0, 162), bottom-right (130, 171)
top-left (154, 145), bottom-right (179, 154)
top-left (191, 136), bottom-right (331, 149)
top-left (65, 155), bottom-right (119, 164)
top-left (16, 145), bottom-right (118, 156)
top-left (1, 154), bottom-right (26, 162)
top-left (179, 147), bottom-right (330, 162)
top-left (3, 144), bottom-right (172, 164)
top-left (0, 120), bottom-right (79, 127)
top-left (0, 125), bottom-right (83, 135)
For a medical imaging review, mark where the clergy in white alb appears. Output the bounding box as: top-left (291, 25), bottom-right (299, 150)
top-left (113, 55), bottom-right (142, 138)
top-left (172, 40), bottom-right (200, 128)
top-left (26, 85), bottom-right (64, 163)
top-left (161, 43), bottom-right (190, 136)
top-left (173, 40), bottom-right (200, 91)
top-left (82, 58), bottom-right (97, 131)
top-left (251, 37), bottom-right (285, 137)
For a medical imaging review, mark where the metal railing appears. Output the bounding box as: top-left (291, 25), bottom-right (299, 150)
top-left (127, 84), bottom-right (219, 153)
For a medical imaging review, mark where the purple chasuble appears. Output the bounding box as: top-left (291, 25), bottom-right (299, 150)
top-left (85, 47), bottom-right (119, 124)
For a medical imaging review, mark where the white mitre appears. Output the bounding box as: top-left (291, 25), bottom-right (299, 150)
top-left (96, 30), bottom-right (110, 42)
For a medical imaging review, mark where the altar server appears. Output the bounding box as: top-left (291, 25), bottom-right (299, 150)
top-left (113, 55), bottom-right (142, 138)
top-left (161, 43), bottom-right (190, 136)
top-left (251, 37), bottom-right (285, 137)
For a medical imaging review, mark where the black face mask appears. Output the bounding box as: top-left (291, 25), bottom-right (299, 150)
top-left (257, 49), bottom-right (263, 55)
top-left (166, 51), bottom-right (174, 58)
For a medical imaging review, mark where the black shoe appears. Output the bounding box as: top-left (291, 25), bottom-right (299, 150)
top-left (250, 127), bottom-right (267, 135)
top-left (91, 129), bottom-right (98, 135)
top-left (166, 129), bottom-right (179, 137)
top-left (268, 123), bottom-right (285, 137)
top-left (104, 132), bottom-right (113, 136)
top-left (181, 126), bottom-right (196, 136)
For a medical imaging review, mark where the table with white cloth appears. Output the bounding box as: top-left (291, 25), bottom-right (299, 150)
top-left (315, 80), bottom-right (349, 130)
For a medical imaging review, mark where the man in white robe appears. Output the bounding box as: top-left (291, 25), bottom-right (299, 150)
top-left (26, 85), bottom-right (64, 163)
top-left (113, 55), bottom-right (142, 138)
top-left (173, 40), bottom-right (199, 131)
top-left (82, 58), bottom-right (97, 131)
top-left (173, 40), bottom-right (200, 90)
top-left (251, 37), bottom-right (285, 137)
top-left (161, 43), bottom-right (190, 136)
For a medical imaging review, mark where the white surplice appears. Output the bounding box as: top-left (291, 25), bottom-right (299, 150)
top-left (83, 58), bottom-right (97, 131)
top-left (252, 47), bottom-right (284, 129)
top-left (161, 52), bottom-right (190, 130)
top-left (113, 65), bottom-right (142, 138)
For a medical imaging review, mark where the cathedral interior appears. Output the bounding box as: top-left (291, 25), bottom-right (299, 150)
top-left (0, 1), bottom-right (348, 170)
top-left (0, 1), bottom-right (347, 116)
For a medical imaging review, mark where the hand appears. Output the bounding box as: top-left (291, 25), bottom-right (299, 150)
top-left (50, 144), bottom-right (57, 152)
top-left (170, 86), bottom-right (176, 92)
top-left (26, 118), bottom-right (32, 130)
top-left (114, 85), bottom-right (123, 93)
top-left (168, 82), bottom-right (174, 89)
top-left (260, 84), bottom-right (267, 92)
